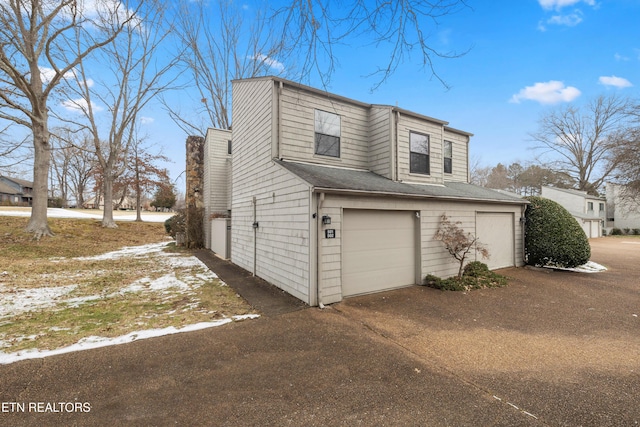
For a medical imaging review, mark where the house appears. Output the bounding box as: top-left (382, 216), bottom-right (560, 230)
top-left (606, 182), bottom-right (640, 231)
top-left (82, 195), bottom-right (138, 210)
top-left (0, 175), bottom-right (33, 206)
top-left (540, 186), bottom-right (605, 238)
top-left (205, 76), bottom-right (528, 306)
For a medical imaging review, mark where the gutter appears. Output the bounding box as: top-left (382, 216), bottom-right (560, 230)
top-left (311, 186), bottom-right (530, 206)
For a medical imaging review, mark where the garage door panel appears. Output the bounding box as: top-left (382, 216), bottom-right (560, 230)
top-left (343, 210), bottom-right (416, 297)
top-left (476, 212), bottom-right (514, 270)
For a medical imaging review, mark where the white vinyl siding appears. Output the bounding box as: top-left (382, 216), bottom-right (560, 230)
top-left (203, 128), bottom-right (232, 249)
top-left (368, 106), bottom-right (393, 179)
top-left (278, 85), bottom-right (370, 169)
top-left (442, 129), bottom-right (469, 183)
top-left (231, 78), bottom-right (312, 303)
top-left (397, 114), bottom-right (443, 184)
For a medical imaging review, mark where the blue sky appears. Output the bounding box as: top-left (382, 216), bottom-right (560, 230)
top-left (19, 0), bottom-right (635, 192)
top-left (319, 0), bottom-right (640, 169)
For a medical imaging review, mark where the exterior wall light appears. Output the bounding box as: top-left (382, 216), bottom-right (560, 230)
top-left (322, 215), bottom-right (332, 225)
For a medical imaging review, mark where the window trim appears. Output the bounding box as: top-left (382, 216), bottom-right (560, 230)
top-left (409, 131), bottom-right (430, 175)
top-left (314, 109), bottom-right (341, 158)
top-left (443, 140), bottom-right (453, 174)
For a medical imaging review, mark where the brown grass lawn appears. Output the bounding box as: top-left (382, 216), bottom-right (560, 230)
top-left (0, 216), bottom-right (254, 355)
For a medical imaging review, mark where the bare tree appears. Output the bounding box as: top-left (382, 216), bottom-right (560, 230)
top-left (273, 0), bottom-right (470, 90)
top-left (0, 0), bottom-right (137, 238)
top-left (164, 0), bottom-right (284, 136)
top-left (123, 135), bottom-right (170, 221)
top-left (531, 94), bottom-right (637, 195)
top-left (167, 0), bottom-right (470, 137)
top-left (609, 127), bottom-right (640, 204)
top-left (60, 0), bottom-right (177, 227)
top-left (434, 214), bottom-right (489, 279)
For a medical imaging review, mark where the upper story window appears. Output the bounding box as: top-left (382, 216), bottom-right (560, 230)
top-left (315, 110), bottom-right (340, 158)
top-left (443, 140), bottom-right (453, 174)
top-left (410, 132), bottom-right (430, 175)
top-left (587, 202), bottom-right (594, 211)
top-left (599, 202), bottom-right (605, 212)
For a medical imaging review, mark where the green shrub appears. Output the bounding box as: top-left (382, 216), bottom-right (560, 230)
top-left (423, 262), bottom-right (507, 291)
top-left (634, 229), bottom-right (640, 235)
top-left (164, 211), bottom-right (186, 238)
top-left (611, 228), bottom-right (623, 235)
top-left (524, 196), bottom-right (590, 268)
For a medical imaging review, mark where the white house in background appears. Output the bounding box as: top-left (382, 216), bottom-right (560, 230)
top-left (205, 76), bottom-right (528, 306)
top-left (540, 186), bottom-right (605, 238)
top-left (606, 182), bottom-right (640, 231)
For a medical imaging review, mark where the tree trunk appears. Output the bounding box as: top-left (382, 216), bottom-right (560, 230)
top-left (101, 169), bottom-right (117, 228)
top-left (25, 121), bottom-right (53, 239)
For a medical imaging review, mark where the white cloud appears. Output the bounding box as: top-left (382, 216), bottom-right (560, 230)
top-left (538, 0), bottom-right (595, 10)
top-left (39, 67), bottom-right (75, 84)
top-left (599, 76), bottom-right (633, 88)
top-left (139, 116), bottom-right (155, 125)
top-left (61, 98), bottom-right (103, 113)
top-left (614, 53), bottom-right (629, 62)
top-left (252, 54), bottom-right (285, 73)
top-left (510, 81), bottom-right (581, 105)
top-left (546, 11), bottom-right (583, 27)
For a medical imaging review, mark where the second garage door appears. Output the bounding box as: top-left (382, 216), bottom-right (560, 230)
top-left (476, 212), bottom-right (515, 270)
top-left (342, 210), bottom-right (416, 297)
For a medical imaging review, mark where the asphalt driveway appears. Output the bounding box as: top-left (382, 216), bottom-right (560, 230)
top-left (1, 238), bottom-right (639, 426)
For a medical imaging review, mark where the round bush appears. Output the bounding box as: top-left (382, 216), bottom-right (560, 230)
top-left (524, 196), bottom-right (591, 268)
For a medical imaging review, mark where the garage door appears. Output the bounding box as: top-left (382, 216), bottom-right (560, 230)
top-left (342, 210), bottom-right (416, 297)
top-left (476, 212), bottom-right (514, 270)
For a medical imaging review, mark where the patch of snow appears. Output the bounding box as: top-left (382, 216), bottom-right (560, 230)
top-left (120, 273), bottom-right (191, 294)
top-left (74, 242), bottom-right (170, 261)
top-left (0, 285), bottom-right (77, 318)
top-left (545, 261), bottom-right (607, 273)
top-left (0, 208), bottom-right (173, 222)
top-left (0, 316), bottom-right (259, 365)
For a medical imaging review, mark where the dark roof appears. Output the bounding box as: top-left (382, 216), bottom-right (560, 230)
top-left (276, 161), bottom-right (527, 205)
top-left (0, 175), bottom-right (32, 188)
top-left (0, 182), bottom-right (18, 195)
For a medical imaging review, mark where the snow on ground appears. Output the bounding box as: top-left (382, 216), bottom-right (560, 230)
top-left (0, 207), bottom-right (173, 223)
top-left (0, 241), bottom-right (259, 365)
top-left (545, 261), bottom-right (608, 273)
top-left (0, 315), bottom-right (260, 365)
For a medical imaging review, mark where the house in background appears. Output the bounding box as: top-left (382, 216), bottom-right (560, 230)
top-left (0, 176), bottom-right (33, 206)
top-left (606, 182), bottom-right (640, 231)
top-left (205, 76), bottom-right (528, 306)
top-left (540, 186), bottom-right (605, 238)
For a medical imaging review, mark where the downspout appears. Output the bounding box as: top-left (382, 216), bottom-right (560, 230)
top-left (394, 110), bottom-right (400, 181)
top-left (276, 81), bottom-right (283, 159)
top-left (253, 196), bottom-right (257, 275)
top-left (521, 203), bottom-right (527, 266)
top-left (316, 192), bottom-right (325, 307)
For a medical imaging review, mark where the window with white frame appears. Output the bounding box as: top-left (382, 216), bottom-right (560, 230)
top-left (410, 132), bottom-right (430, 175)
top-left (444, 140), bottom-right (453, 174)
top-left (314, 110), bottom-right (340, 157)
